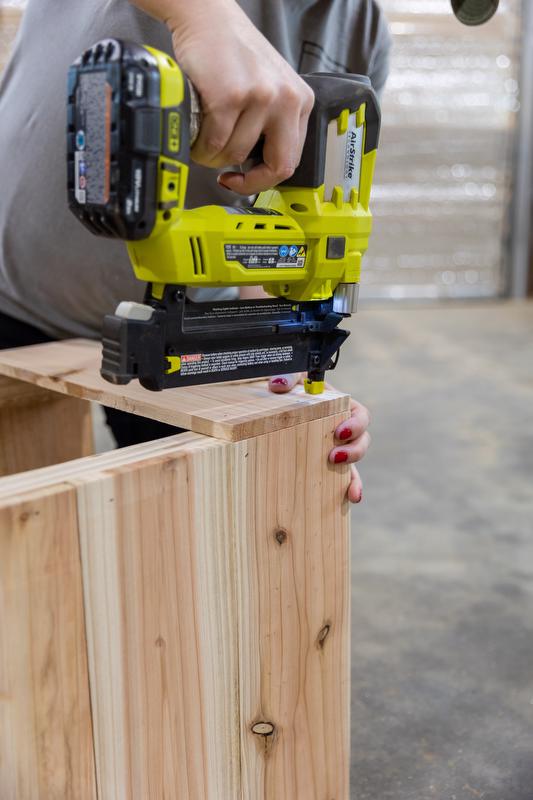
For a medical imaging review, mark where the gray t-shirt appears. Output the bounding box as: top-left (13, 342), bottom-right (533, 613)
top-left (0, 0), bottom-right (390, 338)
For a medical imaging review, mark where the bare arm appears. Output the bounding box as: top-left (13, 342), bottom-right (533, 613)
top-left (128, 0), bottom-right (314, 194)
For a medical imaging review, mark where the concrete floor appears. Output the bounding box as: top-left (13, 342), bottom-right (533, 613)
top-left (332, 301), bottom-right (533, 800)
top-left (93, 300), bottom-right (533, 798)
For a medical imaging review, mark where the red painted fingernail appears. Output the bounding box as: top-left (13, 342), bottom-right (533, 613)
top-left (334, 451), bottom-right (348, 464)
top-left (338, 427), bottom-right (352, 440)
top-left (271, 377), bottom-right (288, 386)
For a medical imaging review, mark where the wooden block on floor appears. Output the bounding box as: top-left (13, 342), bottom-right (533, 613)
top-left (0, 339), bottom-right (349, 441)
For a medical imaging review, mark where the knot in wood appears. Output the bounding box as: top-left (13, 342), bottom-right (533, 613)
top-left (317, 623), bottom-right (331, 649)
top-left (19, 509), bottom-right (39, 524)
top-left (274, 528), bottom-right (288, 546)
top-left (251, 721), bottom-right (275, 737)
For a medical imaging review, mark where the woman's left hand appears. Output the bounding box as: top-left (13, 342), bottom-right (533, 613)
top-left (268, 374), bottom-right (371, 504)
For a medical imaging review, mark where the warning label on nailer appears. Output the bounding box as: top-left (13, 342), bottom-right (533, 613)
top-left (224, 243), bottom-right (306, 270)
top-left (178, 346), bottom-right (294, 376)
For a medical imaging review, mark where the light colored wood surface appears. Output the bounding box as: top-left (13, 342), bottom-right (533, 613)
top-left (0, 486), bottom-right (97, 800)
top-left (0, 375), bottom-right (93, 477)
top-left (239, 414), bottom-right (350, 799)
top-left (0, 431), bottom-right (202, 502)
top-left (76, 435), bottom-right (243, 799)
top-left (0, 339), bottom-right (350, 441)
top-left (0, 411), bottom-right (350, 798)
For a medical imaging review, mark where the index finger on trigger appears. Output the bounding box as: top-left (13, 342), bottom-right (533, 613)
top-left (220, 108), bottom-right (303, 194)
top-left (191, 108), bottom-right (240, 167)
top-left (218, 159), bottom-right (292, 195)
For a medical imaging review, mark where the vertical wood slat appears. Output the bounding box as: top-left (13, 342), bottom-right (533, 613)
top-left (76, 439), bottom-right (244, 800)
top-left (0, 376), bottom-right (93, 477)
top-left (77, 414), bottom-right (349, 799)
top-left (0, 486), bottom-right (97, 800)
top-left (239, 416), bottom-right (350, 800)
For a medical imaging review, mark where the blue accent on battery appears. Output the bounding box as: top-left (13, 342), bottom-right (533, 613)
top-left (279, 245), bottom-right (289, 258)
top-left (289, 245), bottom-right (298, 257)
top-left (76, 130), bottom-right (86, 150)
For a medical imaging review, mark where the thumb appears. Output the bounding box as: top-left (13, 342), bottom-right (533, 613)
top-left (268, 373), bottom-right (302, 394)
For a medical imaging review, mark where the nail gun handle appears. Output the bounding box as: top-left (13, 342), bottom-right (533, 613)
top-left (283, 73), bottom-right (381, 191)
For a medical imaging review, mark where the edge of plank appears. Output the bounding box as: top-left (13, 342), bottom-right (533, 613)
top-left (0, 340), bottom-right (350, 441)
top-left (0, 431), bottom-right (209, 503)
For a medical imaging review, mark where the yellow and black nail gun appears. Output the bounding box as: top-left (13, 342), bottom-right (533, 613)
top-left (67, 39), bottom-right (380, 394)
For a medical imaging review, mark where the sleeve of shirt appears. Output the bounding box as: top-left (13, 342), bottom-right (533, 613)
top-left (347, 0), bottom-right (393, 97)
top-left (366, 3), bottom-right (392, 96)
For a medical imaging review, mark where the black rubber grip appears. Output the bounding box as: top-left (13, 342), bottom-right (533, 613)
top-left (283, 72), bottom-right (381, 190)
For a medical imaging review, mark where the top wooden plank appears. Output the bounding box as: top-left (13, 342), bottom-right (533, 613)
top-left (0, 339), bottom-right (349, 441)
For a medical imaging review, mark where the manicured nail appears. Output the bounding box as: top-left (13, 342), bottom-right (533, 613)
top-left (338, 427), bottom-right (352, 441)
top-left (271, 377), bottom-right (288, 386)
top-left (334, 451), bottom-right (348, 464)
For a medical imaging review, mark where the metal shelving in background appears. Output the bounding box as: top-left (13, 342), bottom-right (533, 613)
top-left (363, 0), bottom-right (522, 301)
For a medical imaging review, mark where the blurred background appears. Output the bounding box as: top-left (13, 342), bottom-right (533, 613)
top-left (366, 0), bottom-right (523, 300)
top-left (1, 1), bottom-right (532, 798)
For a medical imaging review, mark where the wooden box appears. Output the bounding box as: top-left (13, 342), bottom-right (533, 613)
top-left (0, 340), bottom-right (351, 799)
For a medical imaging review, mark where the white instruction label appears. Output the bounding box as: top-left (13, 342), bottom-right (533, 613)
top-left (324, 113), bottom-right (363, 202)
top-left (178, 346), bottom-right (294, 376)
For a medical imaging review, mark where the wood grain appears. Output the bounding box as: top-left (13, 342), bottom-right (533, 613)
top-left (0, 375), bottom-right (93, 477)
top-left (0, 404), bottom-right (350, 798)
top-left (72, 436), bottom-right (242, 799)
top-left (0, 431), bottom-right (202, 503)
top-left (0, 486), bottom-right (97, 799)
top-left (239, 414), bottom-right (350, 799)
top-left (73, 415), bottom-right (349, 799)
top-left (0, 339), bottom-right (350, 441)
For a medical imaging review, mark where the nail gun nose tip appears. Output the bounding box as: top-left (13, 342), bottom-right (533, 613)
top-left (303, 379), bottom-right (325, 395)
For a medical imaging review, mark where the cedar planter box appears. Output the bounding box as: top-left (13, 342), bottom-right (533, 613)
top-left (0, 340), bottom-right (351, 800)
